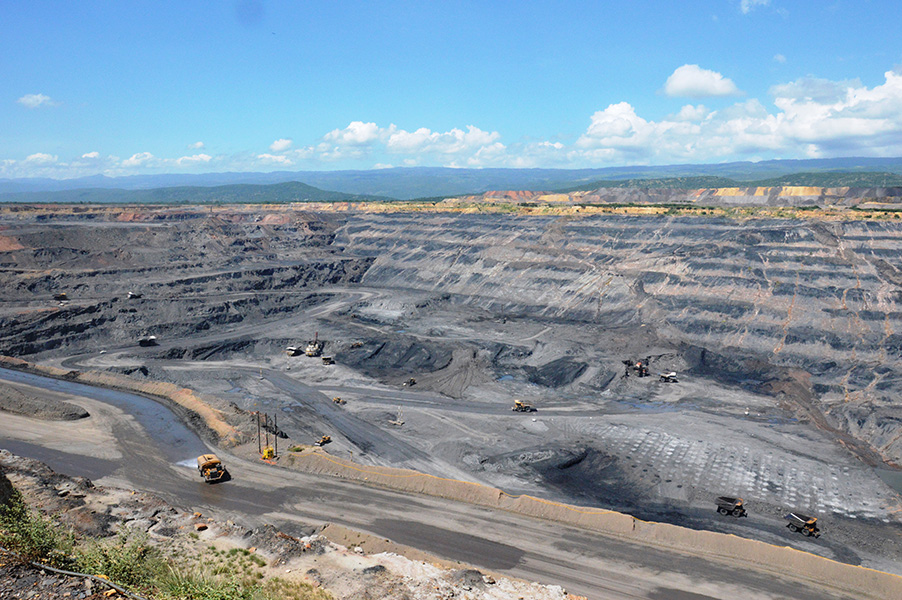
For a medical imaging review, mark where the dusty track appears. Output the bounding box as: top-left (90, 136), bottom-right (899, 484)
top-left (1, 367), bottom-right (898, 600)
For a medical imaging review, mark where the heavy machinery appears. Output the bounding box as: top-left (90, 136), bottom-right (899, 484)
top-left (332, 396), bottom-right (346, 405)
top-left (196, 454), bottom-right (227, 483)
top-left (659, 372), bottom-right (679, 383)
top-left (623, 358), bottom-right (651, 378)
top-left (305, 333), bottom-right (324, 357)
top-left (127, 291), bottom-right (143, 299)
top-left (261, 446), bottom-right (275, 459)
top-left (285, 346), bottom-right (302, 356)
top-left (402, 377), bottom-right (416, 386)
top-left (322, 356), bottom-right (335, 365)
top-left (315, 435), bottom-right (331, 446)
top-left (138, 335), bottom-right (158, 347)
top-left (53, 293), bottom-right (68, 301)
top-left (785, 513), bottom-right (820, 537)
top-left (512, 400), bottom-right (537, 412)
top-left (715, 496), bottom-right (747, 517)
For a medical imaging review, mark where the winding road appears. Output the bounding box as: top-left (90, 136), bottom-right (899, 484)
top-left (0, 366), bottom-right (874, 600)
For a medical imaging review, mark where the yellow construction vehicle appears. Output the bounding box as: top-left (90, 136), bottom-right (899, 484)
top-left (332, 397), bottom-right (346, 405)
top-left (196, 454), bottom-right (227, 483)
top-left (261, 446), bottom-right (275, 459)
top-left (315, 435), bottom-right (331, 446)
top-left (512, 400), bottom-right (537, 413)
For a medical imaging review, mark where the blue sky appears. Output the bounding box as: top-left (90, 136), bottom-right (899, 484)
top-left (3, 0), bottom-right (902, 179)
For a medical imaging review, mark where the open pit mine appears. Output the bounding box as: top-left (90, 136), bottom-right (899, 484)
top-left (1, 191), bottom-right (902, 596)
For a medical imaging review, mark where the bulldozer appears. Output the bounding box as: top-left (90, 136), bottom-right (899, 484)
top-left (512, 400), bottom-right (537, 413)
top-left (196, 454), bottom-right (227, 483)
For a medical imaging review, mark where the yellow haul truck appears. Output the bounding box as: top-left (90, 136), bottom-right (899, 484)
top-left (196, 454), bottom-right (227, 483)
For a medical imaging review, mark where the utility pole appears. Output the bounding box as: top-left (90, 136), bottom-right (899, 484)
top-left (274, 414), bottom-right (278, 457)
top-left (256, 412), bottom-right (261, 454)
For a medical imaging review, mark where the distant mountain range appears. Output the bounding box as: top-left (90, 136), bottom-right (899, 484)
top-left (2, 157), bottom-right (902, 202)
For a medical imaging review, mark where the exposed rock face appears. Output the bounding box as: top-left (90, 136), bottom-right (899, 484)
top-left (338, 212), bottom-right (902, 464)
top-left (1, 206), bottom-right (901, 467)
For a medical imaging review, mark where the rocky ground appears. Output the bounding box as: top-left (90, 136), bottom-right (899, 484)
top-left (0, 450), bottom-right (578, 600)
top-left (1, 204), bottom-right (901, 575)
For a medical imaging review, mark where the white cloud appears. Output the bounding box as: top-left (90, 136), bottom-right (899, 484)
top-left (740, 0), bottom-right (770, 14)
top-left (176, 154), bottom-right (212, 166)
top-left (256, 153), bottom-right (293, 165)
top-left (189, 141), bottom-right (205, 149)
top-left (323, 121), bottom-right (383, 145)
top-left (6, 69), bottom-right (902, 177)
top-left (17, 93), bottom-right (57, 109)
top-left (773, 54), bottom-right (786, 64)
top-left (664, 64), bottom-right (741, 98)
top-left (673, 104), bottom-right (710, 121)
top-left (386, 125), bottom-right (500, 155)
top-left (121, 152), bottom-right (155, 167)
top-left (269, 138), bottom-right (293, 152)
top-left (24, 153), bottom-right (58, 165)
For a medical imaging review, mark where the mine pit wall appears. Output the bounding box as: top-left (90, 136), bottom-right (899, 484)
top-left (288, 450), bottom-right (901, 599)
top-left (337, 213), bottom-right (902, 465)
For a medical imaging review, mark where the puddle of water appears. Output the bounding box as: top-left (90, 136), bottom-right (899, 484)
top-left (0, 367), bottom-right (208, 463)
top-left (875, 468), bottom-right (902, 496)
top-left (497, 375), bottom-right (514, 381)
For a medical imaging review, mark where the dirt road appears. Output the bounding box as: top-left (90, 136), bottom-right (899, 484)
top-left (0, 367), bottom-right (883, 600)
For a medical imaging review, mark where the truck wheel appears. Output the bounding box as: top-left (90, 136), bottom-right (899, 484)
top-left (717, 507), bottom-right (727, 514)
top-left (789, 524), bottom-right (798, 532)
top-left (732, 508), bottom-right (743, 516)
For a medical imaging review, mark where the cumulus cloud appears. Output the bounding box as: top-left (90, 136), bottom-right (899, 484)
top-left (256, 153), bottom-right (293, 165)
top-left (269, 138), bottom-right (293, 152)
top-left (740, 0), bottom-right (770, 14)
top-left (24, 153), bottom-right (58, 165)
top-left (323, 121), bottom-right (383, 146)
top-left (176, 154), bottom-right (212, 166)
top-left (571, 70), bottom-right (902, 165)
top-left (121, 152), bottom-right (155, 167)
top-left (81, 151), bottom-right (100, 159)
top-left (673, 104), bottom-right (710, 121)
top-left (386, 125), bottom-right (500, 155)
top-left (17, 93), bottom-right (57, 109)
top-left (664, 64), bottom-right (741, 98)
top-left (189, 141), bottom-right (205, 149)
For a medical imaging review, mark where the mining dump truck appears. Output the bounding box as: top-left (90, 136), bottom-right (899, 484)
top-left (196, 454), bottom-right (226, 483)
top-left (659, 372), bottom-right (678, 383)
top-left (138, 335), bottom-right (158, 347)
top-left (322, 356), bottom-right (335, 365)
top-left (785, 513), bottom-right (820, 537)
top-left (332, 396), bottom-right (346, 405)
top-left (512, 400), bottom-right (537, 412)
top-left (285, 346), bottom-right (302, 356)
top-left (315, 435), bottom-right (331, 446)
top-left (715, 496), bottom-right (747, 517)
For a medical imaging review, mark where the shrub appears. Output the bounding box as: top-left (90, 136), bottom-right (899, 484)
top-left (74, 528), bottom-right (164, 589)
top-left (0, 489), bottom-right (73, 566)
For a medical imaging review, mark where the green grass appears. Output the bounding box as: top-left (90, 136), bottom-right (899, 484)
top-left (1, 490), bottom-right (332, 599)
